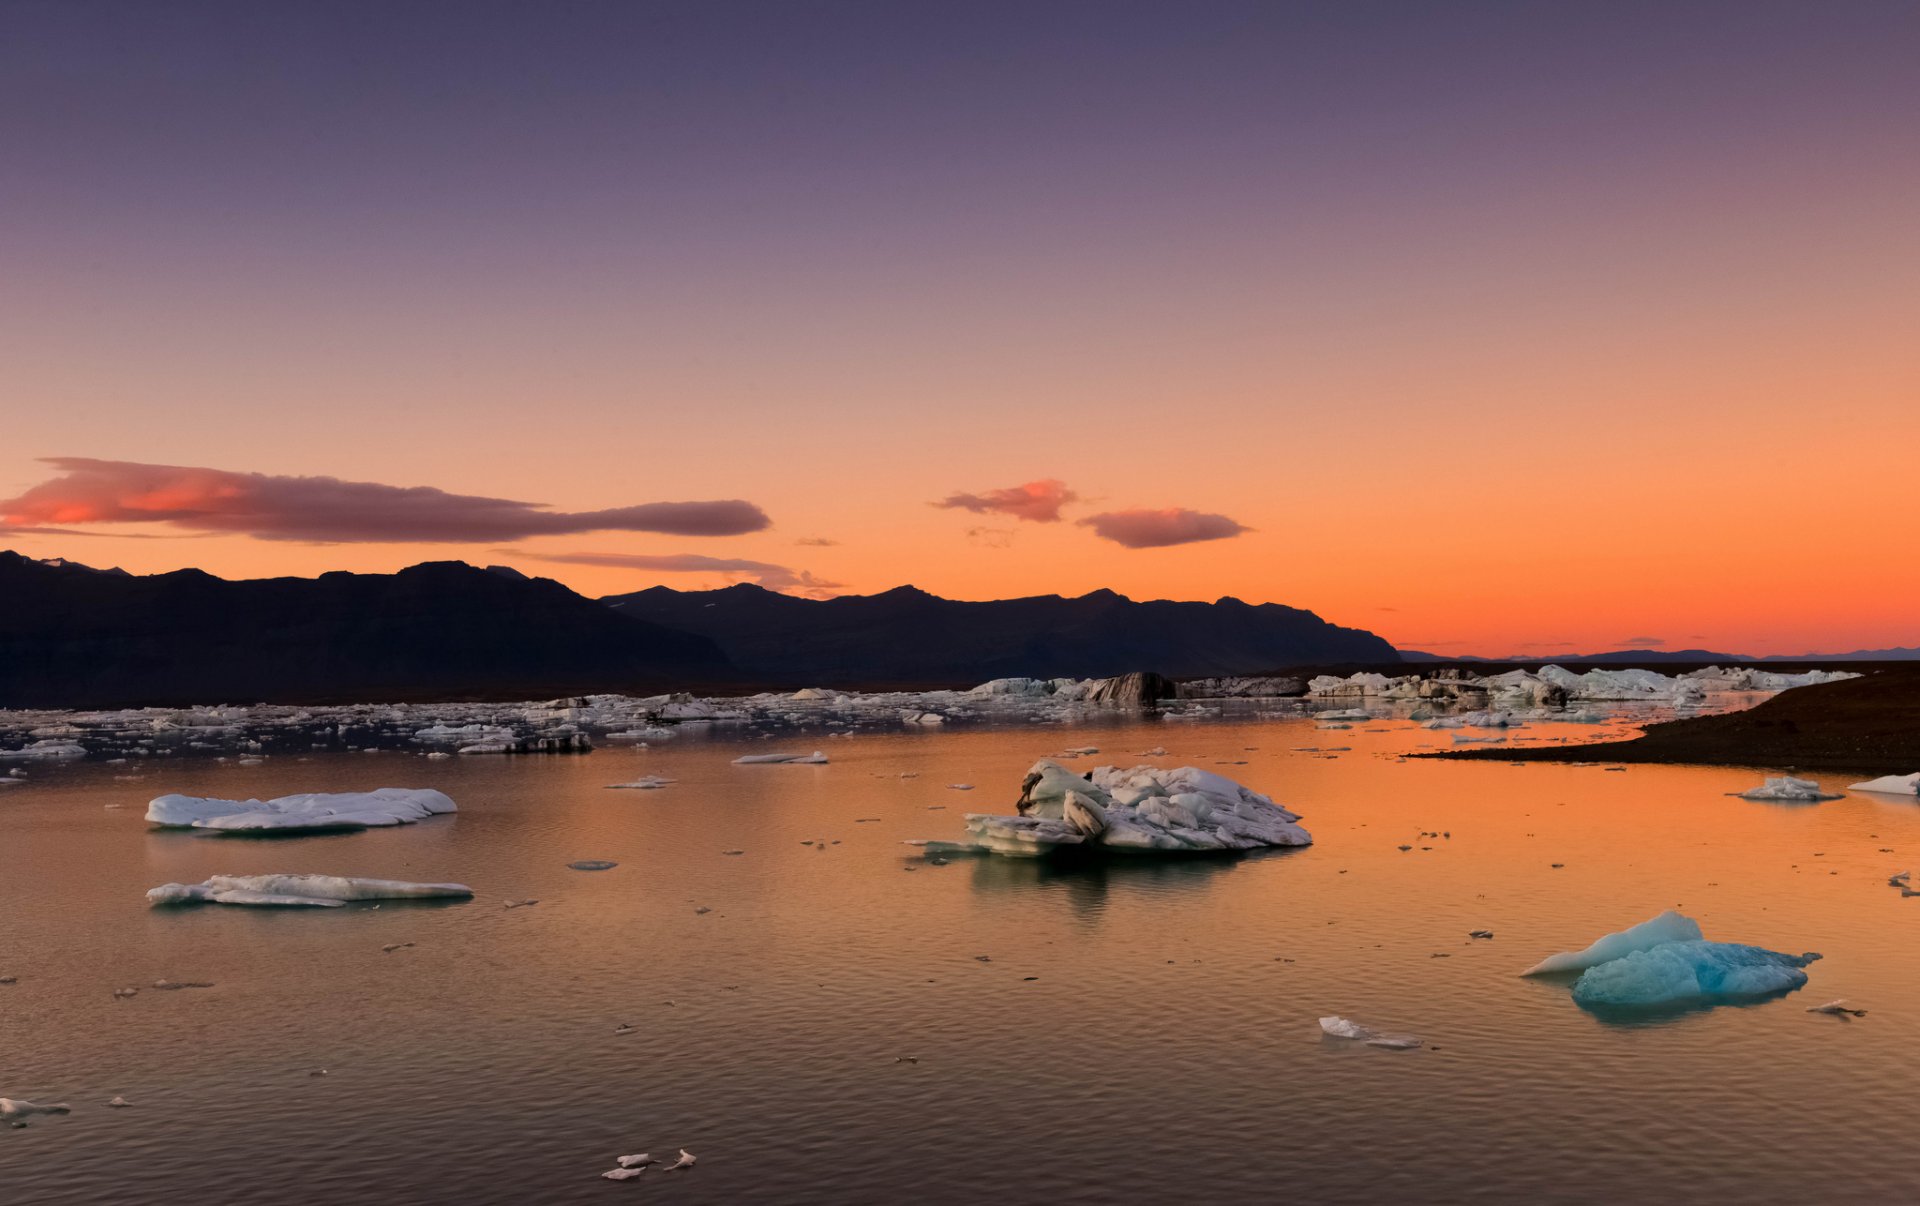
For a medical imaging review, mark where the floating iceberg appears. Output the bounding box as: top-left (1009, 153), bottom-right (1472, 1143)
top-left (1524, 910), bottom-right (1819, 1011)
top-left (1319, 1016), bottom-right (1421, 1049)
top-left (910, 759), bottom-right (1310, 858)
top-left (732, 751), bottom-right (828, 765)
top-left (605, 776), bottom-right (676, 790)
top-left (1522, 910), bottom-right (1705, 976)
top-left (1734, 776), bottom-right (1842, 802)
top-left (1850, 773), bottom-right (1920, 796)
top-left (148, 874), bottom-right (473, 908)
top-left (1, 1098), bottom-right (71, 1120)
top-left (1570, 941), bottom-right (1821, 1010)
top-left (144, 787), bottom-right (457, 832)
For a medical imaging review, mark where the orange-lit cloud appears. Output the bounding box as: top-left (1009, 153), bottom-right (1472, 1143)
top-left (508, 549), bottom-right (842, 596)
top-left (1, 458), bottom-right (771, 543)
top-left (1078, 508), bottom-right (1248, 549)
top-left (933, 479), bottom-right (1078, 523)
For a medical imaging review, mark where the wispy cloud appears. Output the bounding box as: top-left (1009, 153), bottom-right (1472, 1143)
top-left (966, 526), bottom-right (1015, 549)
top-left (793, 536), bottom-right (839, 547)
top-left (1616, 636), bottom-right (1666, 647)
top-left (933, 479), bottom-right (1078, 523)
top-left (508, 550), bottom-right (843, 597)
top-left (0, 458), bottom-right (771, 544)
top-left (1077, 508), bottom-right (1248, 548)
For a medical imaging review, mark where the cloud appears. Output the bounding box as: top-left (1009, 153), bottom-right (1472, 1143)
top-left (966, 526), bottom-right (1015, 549)
top-left (793, 536), bottom-right (839, 547)
top-left (1616, 636), bottom-right (1666, 647)
top-left (508, 550), bottom-right (843, 597)
top-left (0, 524), bottom-right (188, 540)
top-left (0, 458), bottom-right (771, 543)
top-left (1076, 508), bottom-right (1248, 548)
top-left (933, 479), bottom-right (1078, 523)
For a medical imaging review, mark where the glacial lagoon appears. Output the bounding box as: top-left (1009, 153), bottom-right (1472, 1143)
top-left (6, 707), bottom-right (1920, 1203)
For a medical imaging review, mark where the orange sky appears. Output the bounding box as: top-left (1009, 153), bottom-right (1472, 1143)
top-left (3, 3), bottom-right (1917, 656)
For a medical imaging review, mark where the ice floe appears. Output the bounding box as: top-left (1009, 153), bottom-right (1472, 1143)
top-left (1850, 773), bottom-right (1920, 796)
top-left (1, 1098), bottom-right (71, 1121)
top-left (147, 875), bottom-right (473, 908)
top-left (910, 759), bottom-right (1309, 858)
top-left (732, 751), bottom-right (828, 765)
top-left (0, 740), bottom-right (86, 761)
top-left (144, 787), bottom-right (457, 831)
top-left (1733, 776), bottom-right (1842, 802)
top-left (605, 776), bottom-right (676, 790)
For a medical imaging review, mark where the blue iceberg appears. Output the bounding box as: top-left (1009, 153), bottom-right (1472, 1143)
top-left (1524, 912), bottom-right (1822, 1014)
top-left (1570, 940), bottom-right (1820, 1010)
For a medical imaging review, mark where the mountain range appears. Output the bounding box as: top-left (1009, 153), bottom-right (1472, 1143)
top-left (0, 552), bottom-right (731, 708)
top-left (0, 552), bottom-right (1399, 707)
top-left (604, 582), bottom-right (1399, 684)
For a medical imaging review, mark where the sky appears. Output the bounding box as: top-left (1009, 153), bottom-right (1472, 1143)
top-left (2, 0), bottom-right (1916, 655)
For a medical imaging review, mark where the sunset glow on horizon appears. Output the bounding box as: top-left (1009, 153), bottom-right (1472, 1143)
top-left (4, 2), bottom-right (1916, 657)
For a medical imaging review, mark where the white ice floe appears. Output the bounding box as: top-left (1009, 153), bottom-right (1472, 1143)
top-left (602, 1168), bottom-right (645, 1181)
top-left (147, 875), bottom-right (473, 908)
top-left (616, 1154), bottom-right (654, 1169)
top-left (0, 740), bottom-right (86, 762)
top-left (1319, 1016), bottom-right (1421, 1049)
top-left (731, 751), bottom-right (828, 765)
top-left (1807, 1000), bottom-right (1867, 1017)
top-left (605, 776), bottom-right (676, 790)
top-left (1524, 910), bottom-right (1820, 1010)
top-left (144, 787), bottom-right (457, 832)
top-left (663, 1150), bottom-right (696, 1171)
top-left (1521, 910), bottom-right (1705, 976)
top-left (910, 759), bottom-right (1310, 858)
top-left (1850, 773), bottom-right (1920, 796)
top-left (0, 1098), bottom-right (71, 1120)
top-left (1733, 776), bottom-right (1842, 802)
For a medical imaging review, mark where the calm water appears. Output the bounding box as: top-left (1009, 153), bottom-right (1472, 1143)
top-left (5, 712), bottom-right (1920, 1204)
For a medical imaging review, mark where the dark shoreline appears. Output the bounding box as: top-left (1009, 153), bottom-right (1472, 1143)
top-left (1430, 669), bottom-right (1920, 775)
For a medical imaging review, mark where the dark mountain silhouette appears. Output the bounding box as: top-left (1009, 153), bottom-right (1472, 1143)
top-left (0, 551), bottom-right (732, 707)
top-left (604, 583), bottom-right (1399, 684)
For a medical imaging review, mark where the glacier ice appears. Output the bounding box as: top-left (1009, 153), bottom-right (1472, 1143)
top-left (147, 874), bottom-right (473, 908)
top-left (909, 759), bottom-right (1309, 858)
top-left (1734, 776), bottom-right (1842, 802)
top-left (1850, 773), bottom-right (1920, 796)
top-left (1569, 941), bottom-right (1820, 1009)
top-left (144, 787), bottom-right (457, 832)
top-left (1521, 910), bottom-right (1705, 976)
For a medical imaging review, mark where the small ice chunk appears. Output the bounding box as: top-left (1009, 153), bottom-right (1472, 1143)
top-left (732, 751), bottom-right (828, 764)
top-left (601, 1167), bottom-right (645, 1181)
top-left (604, 776), bottom-right (676, 790)
top-left (568, 860), bottom-right (618, 871)
top-left (1733, 776), bottom-right (1842, 802)
top-left (1319, 1016), bottom-right (1421, 1049)
top-left (1807, 1000), bottom-right (1867, 1017)
top-left (1521, 910), bottom-right (1704, 976)
top-left (616, 1154), bottom-right (653, 1169)
top-left (0, 1098), bottom-right (72, 1120)
top-left (663, 1149), bottom-right (696, 1171)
